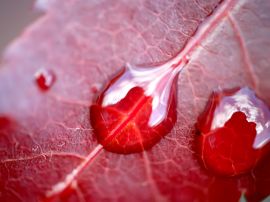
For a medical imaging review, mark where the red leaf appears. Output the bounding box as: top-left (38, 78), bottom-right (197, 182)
top-left (0, 0), bottom-right (270, 202)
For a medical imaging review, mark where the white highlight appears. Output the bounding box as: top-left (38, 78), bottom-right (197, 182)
top-left (211, 87), bottom-right (270, 149)
top-left (102, 63), bottom-right (182, 127)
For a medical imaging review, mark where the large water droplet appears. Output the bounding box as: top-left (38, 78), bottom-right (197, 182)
top-left (35, 69), bottom-right (55, 91)
top-left (196, 87), bottom-right (270, 176)
top-left (90, 61), bottom-right (185, 154)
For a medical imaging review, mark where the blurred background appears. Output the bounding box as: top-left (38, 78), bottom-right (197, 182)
top-left (0, 0), bottom-right (39, 55)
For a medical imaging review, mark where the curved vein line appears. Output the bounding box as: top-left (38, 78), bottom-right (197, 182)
top-left (228, 13), bottom-right (258, 88)
top-left (45, 144), bottom-right (103, 198)
top-left (1, 152), bottom-right (85, 163)
top-left (142, 152), bottom-right (168, 202)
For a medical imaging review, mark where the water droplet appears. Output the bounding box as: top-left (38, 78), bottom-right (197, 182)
top-left (35, 69), bottom-right (55, 91)
top-left (196, 87), bottom-right (270, 176)
top-left (91, 83), bottom-right (101, 94)
top-left (90, 62), bottom-right (183, 154)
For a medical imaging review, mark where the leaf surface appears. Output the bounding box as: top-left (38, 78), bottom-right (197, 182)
top-left (0, 0), bottom-right (270, 201)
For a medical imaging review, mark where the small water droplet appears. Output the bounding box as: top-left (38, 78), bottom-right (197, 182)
top-left (91, 83), bottom-right (101, 94)
top-left (35, 69), bottom-right (55, 91)
top-left (196, 87), bottom-right (270, 176)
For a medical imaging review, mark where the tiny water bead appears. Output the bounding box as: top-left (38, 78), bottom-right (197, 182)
top-left (91, 83), bottom-right (101, 94)
top-left (35, 69), bottom-right (55, 91)
top-left (197, 87), bottom-right (270, 176)
top-left (90, 62), bottom-right (185, 154)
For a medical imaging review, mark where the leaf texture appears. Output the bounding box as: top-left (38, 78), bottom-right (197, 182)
top-left (0, 0), bottom-right (270, 201)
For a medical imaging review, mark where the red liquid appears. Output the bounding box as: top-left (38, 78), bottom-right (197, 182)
top-left (197, 87), bottom-right (270, 176)
top-left (90, 62), bottom-right (185, 154)
top-left (35, 69), bottom-right (55, 91)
